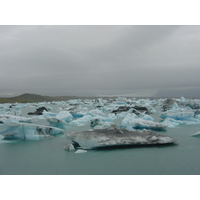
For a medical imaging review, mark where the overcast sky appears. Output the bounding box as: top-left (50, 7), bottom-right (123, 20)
top-left (0, 25), bottom-right (200, 97)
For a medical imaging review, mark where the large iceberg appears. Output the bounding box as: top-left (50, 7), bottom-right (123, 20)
top-left (160, 102), bottom-right (194, 120)
top-left (0, 121), bottom-right (64, 140)
top-left (121, 113), bottom-right (166, 131)
top-left (65, 127), bottom-right (177, 150)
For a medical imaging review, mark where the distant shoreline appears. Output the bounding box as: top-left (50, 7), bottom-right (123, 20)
top-left (0, 93), bottom-right (200, 103)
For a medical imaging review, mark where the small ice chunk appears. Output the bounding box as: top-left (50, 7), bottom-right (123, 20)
top-left (191, 131), bottom-right (200, 137)
top-left (75, 150), bottom-right (87, 153)
top-left (64, 143), bottom-right (75, 150)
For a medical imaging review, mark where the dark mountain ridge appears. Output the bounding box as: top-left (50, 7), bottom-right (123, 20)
top-left (0, 93), bottom-right (79, 103)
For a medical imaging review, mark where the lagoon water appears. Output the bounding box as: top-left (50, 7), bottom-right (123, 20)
top-left (1, 102), bottom-right (200, 175)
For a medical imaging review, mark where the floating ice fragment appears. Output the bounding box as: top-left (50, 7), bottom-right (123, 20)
top-left (75, 150), bottom-right (87, 153)
top-left (191, 131), bottom-right (200, 137)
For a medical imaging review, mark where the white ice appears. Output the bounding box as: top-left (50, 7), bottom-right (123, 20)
top-left (55, 111), bottom-right (73, 122)
top-left (121, 114), bottom-right (166, 131)
top-left (160, 102), bottom-right (194, 120)
top-left (75, 150), bottom-right (87, 153)
top-left (0, 114), bottom-right (32, 123)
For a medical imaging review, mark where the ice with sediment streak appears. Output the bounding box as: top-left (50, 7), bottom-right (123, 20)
top-left (65, 127), bottom-right (177, 150)
top-left (0, 121), bottom-right (64, 140)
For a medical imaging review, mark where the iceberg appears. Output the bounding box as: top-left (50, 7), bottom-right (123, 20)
top-left (162, 98), bottom-right (179, 111)
top-left (0, 114), bottom-right (32, 123)
top-left (91, 119), bottom-right (114, 129)
top-left (42, 111), bottom-right (57, 118)
top-left (55, 111), bottom-right (73, 122)
top-left (28, 106), bottom-right (48, 115)
top-left (66, 106), bottom-right (88, 118)
top-left (160, 110), bottom-right (194, 120)
top-left (160, 102), bottom-right (195, 120)
top-left (0, 121), bottom-right (64, 140)
top-left (0, 104), bottom-right (22, 116)
top-left (65, 127), bottom-right (177, 150)
top-left (161, 118), bottom-right (185, 128)
top-left (86, 109), bottom-right (116, 122)
top-left (112, 106), bottom-right (131, 114)
top-left (180, 98), bottom-right (200, 109)
top-left (47, 118), bottom-right (68, 129)
top-left (43, 111), bottom-right (73, 129)
top-left (131, 106), bottom-right (151, 115)
top-left (94, 98), bottom-right (106, 108)
top-left (70, 115), bottom-right (93, 126)
top-left (121, 113), bottom-right (166, 131)
top-left (141, 114), bottom-right (154, 121)
top-left (162, 117), bottom-right (199, 128)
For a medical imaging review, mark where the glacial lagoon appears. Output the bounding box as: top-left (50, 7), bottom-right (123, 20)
top-left (1, 97), bottom-right (200, 175)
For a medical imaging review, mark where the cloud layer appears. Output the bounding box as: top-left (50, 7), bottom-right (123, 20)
top-left (1, 25), bottom-right (200, 97)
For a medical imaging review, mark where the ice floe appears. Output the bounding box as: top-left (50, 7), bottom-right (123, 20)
top-left (65, 126), bottom-right (177, 150)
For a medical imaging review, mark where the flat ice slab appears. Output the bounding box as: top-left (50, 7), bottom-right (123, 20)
top-left (66, 127), bottom-right (177, 150)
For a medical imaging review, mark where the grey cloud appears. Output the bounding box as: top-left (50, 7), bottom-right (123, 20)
top-left (1, 25), bottom-right (200, 97)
